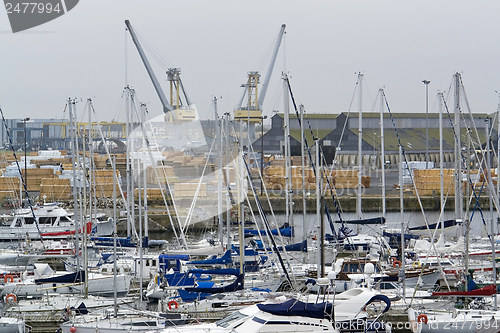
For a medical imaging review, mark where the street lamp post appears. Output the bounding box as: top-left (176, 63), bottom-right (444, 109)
top-left (23, 117), bottom-right (30, 201)
top-left (260, 115), bottom-right (267, 195)
top-left (423, 80), bottom-right (430, 169)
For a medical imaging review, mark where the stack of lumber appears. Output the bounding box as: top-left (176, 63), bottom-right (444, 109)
top-left (39, 178), bottom-right (71, 201)
top-left (174, 182), bottom-right (207, 198)
top-left (413, 169), bottom-right (455, 196)
top-left (0, 177), bottom-right (20, 199)
top-left (146, 166), bottom-right (178, 185)
top-left (93, 170), bottom-right (120, 198)
top-left (21, 169), bottom-right (55, 191)
top-left (134, 188), bottom-right (167, 201)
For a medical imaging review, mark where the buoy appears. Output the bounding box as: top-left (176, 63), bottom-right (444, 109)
top-left (413, 261), bottom-right (422, 269)
top-left (69, 326), bottom-right (77, 333)
top-left (393, 260), bottom-right (402, 268)
top-left (168, 300), bottom-right (179, 310)
top-left (5, 294), bottom-right (17, 303)
top-left (4, 275), bottom-right (14, 283)
top-left (417, 314), bottom-right (428, 324)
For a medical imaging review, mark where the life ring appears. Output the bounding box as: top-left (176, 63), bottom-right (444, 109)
top-left (168, 300), bottom-right (179, 310)
top-left (5, 294), bottom-right (17, 303)
top-left (393, 260), bottom-right (402, 268)
top-left (413, 261), bottom-right (422, 269)
top-left (4, 275), bottom-right (13, 283)
top-left (417, 314), bottom-right (428, 324)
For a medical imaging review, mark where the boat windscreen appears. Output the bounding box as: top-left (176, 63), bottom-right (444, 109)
top-left (215, 311), bottom-right (248, 328)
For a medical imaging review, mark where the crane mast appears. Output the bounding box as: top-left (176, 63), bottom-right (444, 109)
top-left (234, 24), bottom-right (286, 139)
top-left (125, 20), bottom-right (175, 118)
top-left (258, 23), bottom-right (286, 109)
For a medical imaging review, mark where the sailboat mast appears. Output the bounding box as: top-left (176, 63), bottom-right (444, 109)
top-left (439, 92), bottom-right (444, 237)
top-left (454, 73), bottom-right (462, 219)
top-left (112, 155), bottom-right (118, 316)
top-left (81, 110), bottom-right (88, 297)
top-left (315, 139), bottom-right (321, 279)
top-left (142, 103), bottom-right (148, 252)
top-left (215, 98), bottom-right (223, 247)
top-left (379, 89), bottom-right (386, 217)
top-left (283, 74), bottom-right (292, 232)
top-left (137, 154), bottom-right (143, 308)
top-left (357, 73), bottom-right (363, 222)
top-left (225, 113), bottom-right (231, 249)
top-left (486, 118), bottom-right (497, 310)
top-left (399, 145), bottom-right (405, 303)
top-left (125, 86), bottom-right (132, 238)
top-left (300, 104), bottom-right (307, 261)
top-left (236, 132), bottom-right (244, 277)
top-left (68, 98), bottom-right (80, 272)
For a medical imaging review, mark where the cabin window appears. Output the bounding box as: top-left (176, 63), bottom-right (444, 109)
top-left (24, 217), bottom-right (35, 225)
top-left (39, 217), bottom-right (57, 225)
top-left (14, 220), bottom-right (21, 227)
top-left (146, 260), bottom-right (150, 267)
top-left (349, 263), bottom-right (359, 272)
top-left (1, 217), bottom-right (12, 226)
top-left (152, 260), bottom-right (157, 266)
top-left (60, 216), bottom-right (72, 223)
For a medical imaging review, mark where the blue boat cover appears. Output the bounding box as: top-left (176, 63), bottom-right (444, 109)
top-left (35, 270), bottom-right (85, 284)
top-left (409, 219), bottom-right (457, 231)
top-left (189, 268), bottom-right (240, 276)
top-left (251, 239), bottom-right (307, 252)
top-left (187, 250), bottom-right (232, 265)
top-left (335, 217), bottom-right (386, 225)
top-left (159, 254), bottom-right (190, 261)
top-left (244, 227), bottom-right (294, 237)
top-left (257, 299), bottom-right (333, 319)
top-left (185, 274), bottom-right (244, 294)
top-left (364, 294), bottom-right (391, 313)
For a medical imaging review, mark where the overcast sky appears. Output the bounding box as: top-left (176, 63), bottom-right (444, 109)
top-left (1, 0), bottom-right (499, 124)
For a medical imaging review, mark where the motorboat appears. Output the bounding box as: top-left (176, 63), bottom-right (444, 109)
top-left (59, 306), bottom-right (190, 333)
top-left (408, 307), bottom-right (500, 333)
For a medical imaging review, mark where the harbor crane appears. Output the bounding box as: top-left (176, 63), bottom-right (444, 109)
top-left (125, 20), bottom-right (196, 123)
top-left (234, 24), bottom-right (286, 139)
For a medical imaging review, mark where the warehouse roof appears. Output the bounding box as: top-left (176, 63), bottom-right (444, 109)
top-left (357, 127), bottom-right (487, 151)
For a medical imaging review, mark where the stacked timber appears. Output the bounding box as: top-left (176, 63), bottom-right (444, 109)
top-left (262, 167), bottom-right (370, 192)
top-left (215, 167), bottom-right (237, 185)
top-left (330, 170), bottom-right (371, 189)
top-left (39, 178), bottom-right (71, 201)
top-left (93, 170), bottom-right (120, 198)
top-left (413, 169), bottom-right (455, 196)
top-left (146, 166), bottom-right (178, 185)
top-left (93, 155), bottom-right (108, 169)
top-left (174, 182), bottom-right (207, 198)
top-left (22, 169), bottom-right (55, 191)
top-left (479, 169), bottom-right (498, 186)
top-left (0, 152), bottom-right (17, 167)
top-left (0, 177), bottom-right (21, 199)
top-left (134, 188), bottom-right (167, 201)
